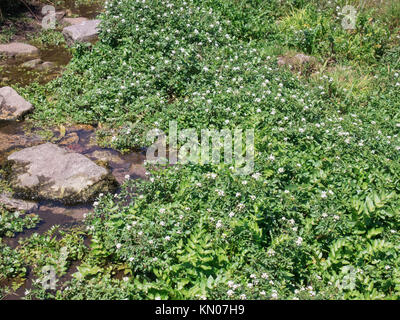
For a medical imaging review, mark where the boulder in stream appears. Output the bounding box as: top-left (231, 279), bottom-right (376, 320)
top-left (0, 192), bottom-right (38, 212)
top-left (7, 143), bottom-right (117, 204)
top-left (0, 42), bottom-right (39, 57)
top-left (0, 86), bottom-right (34, 121)
top-left (62, 19), bottom-right (101, 45)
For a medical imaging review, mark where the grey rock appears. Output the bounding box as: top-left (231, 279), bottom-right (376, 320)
top-left (62, 19), bottom-right (101, 45)
top-left (7, 143), bottom-right (116, 204)
top-left (22, 59), bottom-right (55, 71)
top-left (0, 192), bottom-right (38, 212)
top-left (0, 42), bottom-right (39, 57)
top-left (22, 58), bottom-right (43, 69)
top-left (0, 86), bottom-right (33, 121)
top-left (37, 61), bottom-right (56, 71)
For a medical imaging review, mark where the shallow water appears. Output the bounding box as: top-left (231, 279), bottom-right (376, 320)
top-left (0, 0), bottom-right (104, 87)
top-left (0, 1), bottom-right (111, 300)
top-left (64, 0), bottom-right (104, 19)
top-left (0, 45), bottom-right (72, 87)
top-left (1, 122), bottom-right (146, 243)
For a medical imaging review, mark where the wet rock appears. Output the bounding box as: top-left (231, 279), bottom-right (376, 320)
top-left (36, 61), bottom-right (56, 71)
top-left (0, 43), bottom-right (39, 58)
top-left (22, 59), bottom-right (55, 71)
top-left (0, 192), bottom-right (38, 212)
top-left (7, 143), bottom-right (116, 204)
top-left (58, 132), bottom-right (80, 146)
top-left (62, 20), bottom-right (101, 45)
top-left (87, 150), bottom-right (125, 164)
top-left (0, 86), bottom-right (34, 121)
top-left (0, 122), bottom-right (43, 165)
top-left (62, 17), bottom-right (89, 26)
top-left (22, 58), bottom-right (43, 69)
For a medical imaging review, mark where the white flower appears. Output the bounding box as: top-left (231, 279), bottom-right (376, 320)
top-left (267, 249), bottom-right (275, 256)
top-left (252, 172), bottom-right (261, 180)
top-left (295, 237), bottom-right (303, 246)
top-left (116, 243), bottom-right (122, 249)
top-left (227, 290), bottom-right (234, 297)
top-left (278, 167), bottom-right (284, 173)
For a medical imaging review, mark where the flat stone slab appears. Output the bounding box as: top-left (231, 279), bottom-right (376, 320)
top-left (0, 192), bottom-right (38, 212)
top-left (7, 143), bottom-right (116, 204)
top-left (62, 19), bottom-right (100, 45)
top-left (62, 17), bottom-right (89, 25)
top-left (0, 86), bottom-right (34, 121)
top-left (0, 42), bottom-right (39, 57)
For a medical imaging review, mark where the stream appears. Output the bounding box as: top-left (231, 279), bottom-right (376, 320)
top-left (0, 1), bottom-right (147, 300)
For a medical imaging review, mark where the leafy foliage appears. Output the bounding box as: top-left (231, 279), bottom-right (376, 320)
top-left (4, 0), bottom-right (400, 300)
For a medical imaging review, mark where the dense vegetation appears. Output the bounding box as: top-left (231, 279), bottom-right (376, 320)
top-left (1, 0), bottom-right (400, 299)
